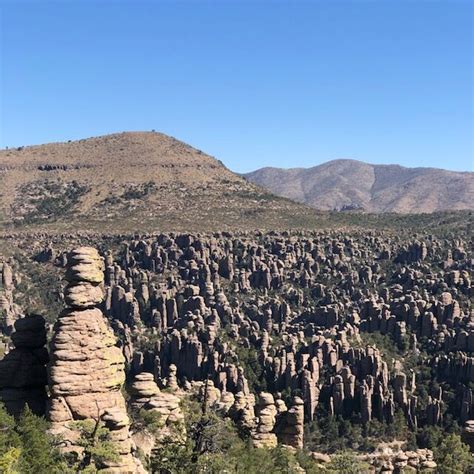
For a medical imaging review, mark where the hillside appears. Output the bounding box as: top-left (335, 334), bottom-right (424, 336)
top-left (0, 132), bottom-right (321, 233)
top-left (243, 159), bottom-right (474, 213)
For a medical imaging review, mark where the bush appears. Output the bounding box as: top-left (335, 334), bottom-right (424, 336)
top-left (326, 451), bottom-right (370, 473)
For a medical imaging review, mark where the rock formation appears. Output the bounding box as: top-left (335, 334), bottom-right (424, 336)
top-left (1, 224), bottom-right (472, 468)
top-left (276, 396), bottom-right (304, 449)
top-left (0, 314), bottom-right (48, 416)
top-left (48, 247), bottom-right (142, 472)
top-left (252, 392), bottom-right (278, 448)
top-left (0, 260), bottom-right (17, 334)
top-left (129, 372), bottom-right (184, 441)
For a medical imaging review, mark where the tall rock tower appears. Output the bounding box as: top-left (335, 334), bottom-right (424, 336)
top-left (48, 247), bottom-right (141, 472)
top-left (0, 260), bottom-right (17, 334)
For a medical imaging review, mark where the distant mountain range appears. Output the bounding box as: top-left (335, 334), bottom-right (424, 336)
top-left (243, 159), bottom-right (474, 213)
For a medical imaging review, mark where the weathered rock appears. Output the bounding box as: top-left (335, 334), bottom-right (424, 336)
top-left (0, 314), bottom-right (48, 416)
top-left (48, 247), bottom-right (142, 473)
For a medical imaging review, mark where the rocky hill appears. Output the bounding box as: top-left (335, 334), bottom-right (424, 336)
top-left (0, 132), bottom-right (321, 233)
top-left (244, 159), bottom-right (474, 213)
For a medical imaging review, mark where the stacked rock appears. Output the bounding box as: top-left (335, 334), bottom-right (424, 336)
top-left (252, 392), bottom-right (278, 448)
top-left (276, 396), bottom-right (304, 449)
top-left (198, 379), bottom-right (221, 409)
top-left (215, 391), bottom-right (235, 415)
top-left (0, 314), bottom-right (48, 416)
top-left (63, 247), bottom-right (104, 308)
top-left (48, 247), bottom-right (142, 473)
top-left (129, 372), bottom-right (184, 440)
top-left (146, 392), bottom-right (184, 434)
top-left (229, 391), bottom-right (256, 434)
top-left (129, 372), bottom-right (161, 410)
top-left (166, 364), bottom-right (180, 391)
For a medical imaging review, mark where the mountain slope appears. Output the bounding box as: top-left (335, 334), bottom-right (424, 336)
top-left (243, 159), bottom-right (474, 213)
top-left (0, 132), bottom-right (321, 233)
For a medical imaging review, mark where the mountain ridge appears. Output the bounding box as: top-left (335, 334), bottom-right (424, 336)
top-left (248, 158), bottom-right (470, 174)
top-left (243, 159), bottom-right (473, 213)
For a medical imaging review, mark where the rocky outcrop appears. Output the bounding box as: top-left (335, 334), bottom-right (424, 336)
top-left (96, 231), bottom-right (472, 436)
top-left (462, 420), bottom-right (474, 452)
top-left (48, 247), bottom-right (142, 472)
top-left (0, 314), bottom-right (48, 416)
top-left (2, 227), bottom-right (470, 463)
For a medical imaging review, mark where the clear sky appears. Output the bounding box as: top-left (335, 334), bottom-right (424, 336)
top-left (1, 0), bottom-right (473, 172)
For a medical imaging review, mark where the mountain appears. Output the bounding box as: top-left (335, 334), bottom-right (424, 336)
top-left (0, 132), bottom-right (322, 233)
top-left (243, 159), bottom-right (474, 213)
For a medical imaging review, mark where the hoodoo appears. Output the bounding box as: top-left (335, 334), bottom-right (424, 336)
top-left (47, 247), bottom-right (143, 472)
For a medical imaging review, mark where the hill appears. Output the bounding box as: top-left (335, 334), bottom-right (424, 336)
top-left (243, 159), bottom-right (474, 213)
top-left (0, 132), bottom-right (322, 233)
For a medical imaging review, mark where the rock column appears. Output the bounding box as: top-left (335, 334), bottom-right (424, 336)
top-left (0, 314), bottom-right (48, 416)
top-left (48, 247), bottom-right (141, 473)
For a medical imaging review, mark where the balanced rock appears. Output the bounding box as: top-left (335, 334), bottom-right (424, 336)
top-left (48, 247), bottom-right (142, 473)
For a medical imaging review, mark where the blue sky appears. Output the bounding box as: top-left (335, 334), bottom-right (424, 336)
top-left (1, 0), bottom-right (472, 172)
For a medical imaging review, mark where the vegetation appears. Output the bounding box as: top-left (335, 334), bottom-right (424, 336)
top-left (134, 408), bottom-right (164, 436)
top-left (232, 345), bottom-right (268, 394)
top-left (121, 181), bottom-right (157, 200)
top-left (305, 410), bottom-right (414, 453)
top-left (434, 433), bottom-right (474, 474)
top-left (0, 404), bottom-right (64, 474)
top-left (10, 252), bottom-right (63, 324)
top-left (149, 404), bottom-right (305, 473)
top-left (324, 451), bottom-right (370, 473)
top-left (69, 419), bottom-right (119, 472)
top-left (0, 403), bottom-right (123, 473)
top-left (146, 396), bottom-right (396, 473)
top-left (18, 180), bottom-right (90, 225)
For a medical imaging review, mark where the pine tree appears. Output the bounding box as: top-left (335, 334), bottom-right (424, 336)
top-left (15, 406), bottom-right (64, 474)
top-left (435, 433), bottom-right (474, 474)
top-left (0, 403), bottom-right (21, 473)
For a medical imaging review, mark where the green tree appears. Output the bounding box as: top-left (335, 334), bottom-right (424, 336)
top-left (434, 433), bottom-right (474, 474)
top-left (15, 406), bottom-right (64, 474)
top-left (326, 451), bottom-right (370, 474)
top-left (0, 403), bottom-right (20, 455)
top-left (0, 447), bottom-right (21, 474)
top-left (71, 419), bottom-right (119, 472)
top-left (150, 436), bottom-right (194, 473)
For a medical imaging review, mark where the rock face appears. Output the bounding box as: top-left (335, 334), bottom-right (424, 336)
top-left (0, 314), bottom-right (48, 416)
top-left (95, 230), bottom-right (472, 440)
top-left (48, 247), bottom-right (141, 472)
top-left (462, 420), bottom-right (474, 452)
